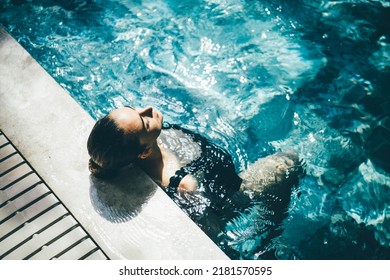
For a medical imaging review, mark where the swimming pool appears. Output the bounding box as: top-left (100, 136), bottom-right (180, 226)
top-left (1, 0), bottom-right (389, 259)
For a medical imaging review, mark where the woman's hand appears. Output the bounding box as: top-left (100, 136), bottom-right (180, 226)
top-left (178, 174), bottom-right (198, 193)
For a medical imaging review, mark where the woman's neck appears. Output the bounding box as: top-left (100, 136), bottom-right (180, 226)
top-left (137, 142), bottom-right (165, 184)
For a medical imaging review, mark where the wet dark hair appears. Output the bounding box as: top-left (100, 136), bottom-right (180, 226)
top-left (87, 114), bottom-right (146, 179)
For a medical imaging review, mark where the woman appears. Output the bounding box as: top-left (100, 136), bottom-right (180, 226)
top-left (87, 105), bottom-right (301, 204)
top-left (87, 105), bottom-right (303, 257)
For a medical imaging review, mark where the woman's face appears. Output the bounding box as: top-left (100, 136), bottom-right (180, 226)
top-left (110, 106), bottom-right (163, 149)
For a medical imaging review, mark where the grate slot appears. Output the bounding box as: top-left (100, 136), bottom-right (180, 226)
top-left (50, 236), bottom-right (90, 260)
top-left (0, 203), bottom-right (62, 243)
top-left (0, 171), bottom-right (35, 191)
top-left (0, 181), bottom-right (42, 208)
top-left (79, 247), bottom-right (102, 260)
top-left (0, 192), bottom-right (51, 225)
top-left (0, 142), bottom-right (10, 150)
top-left (0, 214), bottom-right (70, 259)
top-left (23, 224), bottom-right (80, 260)
top-left (0, 165), bottom-right (32, 190)
top-left (0, 162), bottom-right (26, 178)
top-left (0, 151), bottom-right (18, 164)
top-left (0, 193), bottom-right (63, 239)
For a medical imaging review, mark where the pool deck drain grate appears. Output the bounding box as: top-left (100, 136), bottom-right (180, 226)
top-left (0, 130), bottom-right (109, 260)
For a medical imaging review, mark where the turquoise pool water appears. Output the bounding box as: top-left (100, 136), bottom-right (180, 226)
top-left (1, 0), bottom-right (389, 259)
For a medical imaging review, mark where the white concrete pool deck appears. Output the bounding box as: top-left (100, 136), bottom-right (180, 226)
top-left (0, 28), bottom-right (228, 260)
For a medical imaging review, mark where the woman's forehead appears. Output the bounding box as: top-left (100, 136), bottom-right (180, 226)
top-left (109, 107), bottom-right (143, 133)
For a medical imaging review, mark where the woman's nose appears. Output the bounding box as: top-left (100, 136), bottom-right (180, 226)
top-left (138, 106), bottom-right (153, 117)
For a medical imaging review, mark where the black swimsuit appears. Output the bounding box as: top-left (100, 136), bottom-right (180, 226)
top-left (158, 123), bottom-right (295, 259)
top-left (161, 122), bottom-right (242, 204)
